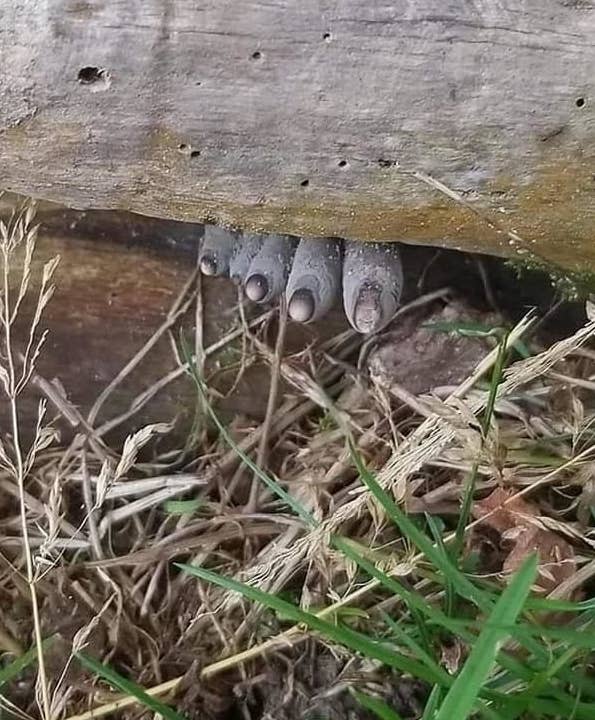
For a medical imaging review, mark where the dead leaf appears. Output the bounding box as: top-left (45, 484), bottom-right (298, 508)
top-left (472, 486), bottom-right (538, 535)
top-left (440, 637), bottom-right (466, 675)
top-left (502, 525), bottom-right (575, 595)
top-left (472, 487), bottom-right (576, 595)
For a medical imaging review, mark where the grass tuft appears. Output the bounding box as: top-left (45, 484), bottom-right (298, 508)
top-left (75, 652), bottom-right (188, 720)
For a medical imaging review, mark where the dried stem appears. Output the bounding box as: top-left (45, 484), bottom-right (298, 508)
top-left (0, 206), bottom-right (54, 720)
top-left (247, 296), bottom-right (288, 512)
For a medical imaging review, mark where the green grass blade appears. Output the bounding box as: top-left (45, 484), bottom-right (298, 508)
top-left (524, 697), bottom-right (595, 720)
top-left (409, 605), bottom-right (435, 660)
top-left (453, 331), bottom-right (509, 559)
top-left (421, 321), bottom-right (502, 338)
top-left (335, 538), bottom-right (550, 714)
top-left (525, 596), bottom-right (592, 613)
top-left (422, 685), bottom-right (443, 720)
top-left (434, 554), bottom-right (538, 720)
top-left (76, 652), bottom-right (188, 720)
top-left (518, 646), bottom-right (583, 718)
top-left (334, 534), bottom-right (535, 694)
top-left (177, 562), bottom-right (443, 684)
top-left (350, 457), bottom-right (567, 687)
top-left (352, 689), bottom-right (404, 720)
top-left (333, 537), bottom-right (553, 714)
top-left (348, 450), bottom-right (491, 612)
top-left (334, 535), bottom-right (563, 704)
top-left (479, 330), bottom-right (510, 439)
top-left (514, 624), bottom-right (595, 651)
top-left (425, 514), bottom-right (455, 616)
top-left (164, 498), bottom-right (203, 515)
top-left (180, 335), bottom-right (316, 527)
top-left (0, 638), bottom-right (53, 688)
top-left (381, 611), bottom-right (443, 680)
top-left (334, 536), bottom-right (463, 640)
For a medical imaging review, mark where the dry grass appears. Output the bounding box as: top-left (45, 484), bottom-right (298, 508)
top-left (0, 202), bottom-right (594, 719)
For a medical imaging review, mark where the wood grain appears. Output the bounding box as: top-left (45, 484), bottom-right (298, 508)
top-left (1, 1), bottom-right (594, 268)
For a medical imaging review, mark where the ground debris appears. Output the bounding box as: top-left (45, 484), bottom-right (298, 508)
top-left (2, 203), bottom-right (594, 720)
top-left (471, 487), bottom-right (576, 594)
top-left (368, 299), bottom-right (501, 395)
top-left (250, 644), bottom-right (426, 720)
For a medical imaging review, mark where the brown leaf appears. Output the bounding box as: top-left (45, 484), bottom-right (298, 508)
top-left (502, 525), bottom-right (575, 595)
top-left (472, 486), bottom-right (538, 534)
top-left (472, 487), bottom-right (576, 595)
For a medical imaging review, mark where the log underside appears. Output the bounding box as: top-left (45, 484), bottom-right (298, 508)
top-left (1, 1), bottom-right (595, 270)
top-left (0, 205), bottom-right (276, 446)
top-left (0, 198), bottom-right (584, 441)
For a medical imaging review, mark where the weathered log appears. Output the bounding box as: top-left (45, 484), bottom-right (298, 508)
top-left (1, 2), bottom-right (595, 270)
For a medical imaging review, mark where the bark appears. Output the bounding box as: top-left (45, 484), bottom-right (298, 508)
top-left (1, 1), bottom-right (595, 269)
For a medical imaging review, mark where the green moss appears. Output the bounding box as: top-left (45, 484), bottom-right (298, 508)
top-left (506, 254), bottom-right (595, 301)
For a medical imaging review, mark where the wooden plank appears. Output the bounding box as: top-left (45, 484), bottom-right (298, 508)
top-left (1, 1), bottom-right (595, 269)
